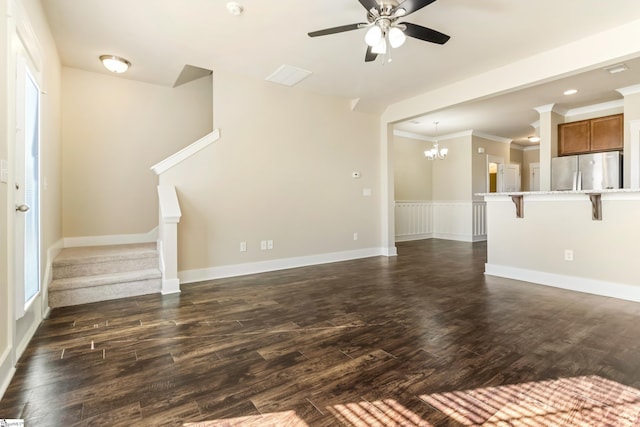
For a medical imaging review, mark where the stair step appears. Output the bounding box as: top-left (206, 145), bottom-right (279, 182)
top-left (49, 269), bottom-right (161, 292)
top-left (49, 242), bottom-right (163, 308)
top-left (53, 243), bottom-right (158, 279)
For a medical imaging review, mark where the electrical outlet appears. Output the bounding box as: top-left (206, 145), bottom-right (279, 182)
top-left (260, 240), bottom-right (267, 250)
top-left (240, 241), bottom-right (247, 252)
top-left (564, 249), bottom-right (574, 261)
top-left (267, 240), bottom-right (274, 250)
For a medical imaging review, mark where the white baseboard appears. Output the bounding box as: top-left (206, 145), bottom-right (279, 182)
top-left (161, 278), bottom-right (181, 295)
top-left (432, 232), bottom-right (475, 242)
top-left (179, 247), bottom-right (385, 284)
top-left (485, 263), bottom-right (640, 302)
top-left (395, 233), bottom-right (433, 242)
top-left (63, 227), bottom-right (158, 248)
top-left (0, 347), bottom-right (15, 400)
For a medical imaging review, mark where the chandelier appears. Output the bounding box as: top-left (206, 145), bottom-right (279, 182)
top-left (424, 121), bottom-right (448, 160)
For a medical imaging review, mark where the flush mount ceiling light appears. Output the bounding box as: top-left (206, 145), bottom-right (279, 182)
top-left (226, 1), bottom-right (243, 16)
top-left (424, 121), bottom-right (448, 160)
top-left (564, 89), bottom-right (578, 96)
top-left (528, 136), bottom-right (541, 143)
top-left (99, 55), bottom-right (131, 73)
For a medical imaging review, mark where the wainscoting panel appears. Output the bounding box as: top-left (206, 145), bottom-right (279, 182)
top-left (432, 201), bottom-right (473, 241)
top-left (395, 201), bottom-right (433, 242)
top-left (395, 200), bottom-right (487, 242)
top-left (473, 201), bottom-right (487, 241)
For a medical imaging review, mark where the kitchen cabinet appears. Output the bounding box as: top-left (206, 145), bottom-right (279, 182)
top-left (558, 114), bottom-right (623, 156)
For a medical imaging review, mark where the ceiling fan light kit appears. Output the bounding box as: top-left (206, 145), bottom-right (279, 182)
top-left (308, 0), bottom-right (450, 63)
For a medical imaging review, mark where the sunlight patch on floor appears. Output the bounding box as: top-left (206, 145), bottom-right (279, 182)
top-left (182, 376), bottom-right (640, 426)
top-left (420, 375), bottom-right (640, 426)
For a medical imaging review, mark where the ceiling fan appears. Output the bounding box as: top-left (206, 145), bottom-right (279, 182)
top-left (308, 0), bottom-right (450, 62)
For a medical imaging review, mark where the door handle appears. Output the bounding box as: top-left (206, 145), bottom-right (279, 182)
top-left (16, 204), bottom-right (30, 212)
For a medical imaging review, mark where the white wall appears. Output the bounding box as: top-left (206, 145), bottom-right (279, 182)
top-left (161, 71), bottom-right (380, 276)
top-left (62, 69), bottom-right (212, 238)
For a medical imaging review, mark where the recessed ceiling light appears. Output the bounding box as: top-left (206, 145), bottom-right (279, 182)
top-left (564, 89), bottom-right (578, 96)
top-left (99, 55), bottom-right (131, 73)
top-left (605, 63), bottom-right (628, 74)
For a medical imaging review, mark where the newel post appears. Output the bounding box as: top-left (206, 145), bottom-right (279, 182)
top-left (157, 185), bottom-right (182, 294)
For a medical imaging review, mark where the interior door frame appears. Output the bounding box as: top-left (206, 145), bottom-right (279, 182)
top-left (8, 0), bottom-right (45, 365)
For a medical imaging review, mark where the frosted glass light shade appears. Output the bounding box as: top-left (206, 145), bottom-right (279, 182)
top-left (100, 55), bottom-right (131, 73)
top-left (372, 38), bottom-right (387, 54)
top-left (388, 27), bottom-right (406, 48)
top-left (365, 26), bottom-right (383, 47)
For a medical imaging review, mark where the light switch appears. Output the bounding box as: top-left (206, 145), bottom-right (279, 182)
top-left (362, 188), bottom-right (372, 197)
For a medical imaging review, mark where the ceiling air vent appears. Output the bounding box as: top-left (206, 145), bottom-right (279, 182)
top-left (265, 64), bottom-right (312, 87)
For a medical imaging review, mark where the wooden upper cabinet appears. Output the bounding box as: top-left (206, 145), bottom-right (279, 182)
top-left (558, 120), bottom-right (590, 155)
top-left (558, 114), bottom-right (623, 156)
top-left (590, 114), bottom-right (623, 152)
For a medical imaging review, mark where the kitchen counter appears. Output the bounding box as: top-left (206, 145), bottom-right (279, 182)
top-left (478, 188), bottom-right (640, 196)
top-left (480, 189), bottom-right (640, 302)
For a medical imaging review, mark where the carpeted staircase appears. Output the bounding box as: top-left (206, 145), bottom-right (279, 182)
top-left (49, 243), bottom-right (162, 307)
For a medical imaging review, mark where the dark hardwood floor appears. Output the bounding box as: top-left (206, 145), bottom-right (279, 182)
top-left (2, 239), bottom-right (640, 426)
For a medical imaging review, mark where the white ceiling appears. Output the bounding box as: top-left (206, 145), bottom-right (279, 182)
top-left (41, 0), bottom-right (640, 144)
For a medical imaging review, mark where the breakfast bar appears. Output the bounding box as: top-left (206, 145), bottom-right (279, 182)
top-left (481, 189), bottom-right (640, 302)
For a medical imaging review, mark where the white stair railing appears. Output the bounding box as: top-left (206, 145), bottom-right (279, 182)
top-left (151, 129), bottom-right (221, 294)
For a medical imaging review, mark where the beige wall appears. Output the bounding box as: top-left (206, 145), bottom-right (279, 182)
top-left (433, 135), bottom-right (472, 201)
top-left (510, 147), bottom-right (523, 166)
top-left (393, 135), bottom-right (433, 201)
top-left (522, 148), bottom-right (540, 191)
top-left (472, 136), bottom-right (511, 199)
top-left (62, 69), bottom-right (212, 237)
top-left (161, 71), bottom-right (380, 271)
top-left (1, 0), bottom-right (62, 396)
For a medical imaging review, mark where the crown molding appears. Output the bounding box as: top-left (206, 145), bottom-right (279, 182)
top-left (472, 131), bottom-right (512, 144)
top-left (616, 84), bottom-right (640, 97)
top-left (534, 103), bottom-right (568, 116)
top-left (565, 99), bottom-right (624, 118)
top-left (393, 130), bottom-right (433, 142)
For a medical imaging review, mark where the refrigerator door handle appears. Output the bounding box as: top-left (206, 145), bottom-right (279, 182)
top-left (576, 171), bottom-right (582, 190)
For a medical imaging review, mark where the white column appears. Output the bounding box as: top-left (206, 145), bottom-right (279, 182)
top-left (157, 185), bottom-right (182, 294)
top-left (534, 104), bottom-right (564, 191)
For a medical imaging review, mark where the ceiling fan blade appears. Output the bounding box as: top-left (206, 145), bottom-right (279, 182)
top-left (365, 46), bottom-right (378, 62)
top-left (403, 22), bottom-right (450, 44)
top-left (358, 0), bottom-right (380, 12)
top-left (392, 0), bottom-right (438, 16)
top-left (308, 23), bottom-right (366, 37)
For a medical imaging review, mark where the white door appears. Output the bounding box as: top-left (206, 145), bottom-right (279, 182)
top-left (530, 162), bottom-right (540, 191)
top-left (500, 163), bottom-right (521, 192)
top-left (14, 53), bottom-right (41, 319)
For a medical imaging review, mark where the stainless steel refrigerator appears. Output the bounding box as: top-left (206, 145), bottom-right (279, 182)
top-left (551, 151), bottom-right (622, 191)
